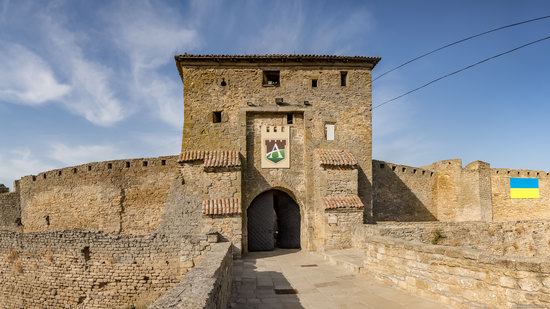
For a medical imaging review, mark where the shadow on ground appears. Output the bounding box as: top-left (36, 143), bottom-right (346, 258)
top-left (229, 249), bottom-right (304, 309)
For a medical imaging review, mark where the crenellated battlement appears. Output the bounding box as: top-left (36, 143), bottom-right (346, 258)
top-left (492, 167), bottom-right (550, 177)
top-left (20, 155), bottom-right (178, 186)
top-left (373, 160), bottom-right (435, 177)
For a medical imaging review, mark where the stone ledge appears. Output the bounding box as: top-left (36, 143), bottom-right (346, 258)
top-left (149, 242), bottom-right (233, 309)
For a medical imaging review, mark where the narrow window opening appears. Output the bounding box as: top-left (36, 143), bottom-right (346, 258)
top-left (58, 171), bottom-right (62, 176)
top-left (143, 161), bottom-right (148, 167)
top-left (287, 114), bottom-right (294, 124)
top-left (43, 174), bottom-right (47, 179)
top-left (220, 78), bottom-right (227, 87)
top-left (263, 70), bottom-right (280, 86)
top-left (391, 166), bottom-right (396, 171)
top-left (126, 162), bottom-right (130, 168)
top-left (73, 168), bottom-right (77, 174)
top-left (325, 123), bottom-right (335, 141)
top-left (413, 169), bottom-right (417, 174)
top-left (107, 163), bottom-right (112, 170)
top-left (161, 160), bottom-right (167, 166)
top-left (32, 176), bottom-right (36, 181)
top-left (45, 215), bottom-right (50, 226)
top-left (88, 166), bottom-right (92, 171)
top-left (402, 168), bottom-right (406, 173)
top-left (422, 171), bottom-right (426, 175)
top-left (311, 79), bottom-right (318, 88)
top-left (213, 111), bottom-right (222, 123)
top-left (340, 71), bottom-right (347, 86)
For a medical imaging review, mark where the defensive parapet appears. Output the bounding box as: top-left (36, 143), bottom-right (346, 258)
top-left (16, 155), bottom-right (179, 234)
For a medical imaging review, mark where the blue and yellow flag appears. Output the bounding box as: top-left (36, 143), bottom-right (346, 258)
top-left (510, 178), bottom-right (539, 199)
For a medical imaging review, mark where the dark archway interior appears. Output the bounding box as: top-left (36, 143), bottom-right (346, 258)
top-left (248, 190), bottom-right (301, 251)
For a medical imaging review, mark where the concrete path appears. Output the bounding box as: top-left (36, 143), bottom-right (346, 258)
top-left (229, 249), bottom-right (448, 309)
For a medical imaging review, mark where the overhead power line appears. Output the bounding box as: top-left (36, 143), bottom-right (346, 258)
top-left (373, 15), bottom-right (550, 81)
top-left (372, 35), bottom-right (550, 110)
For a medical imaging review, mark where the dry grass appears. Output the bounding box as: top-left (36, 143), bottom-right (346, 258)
top-left (14, 260), bottom-right (23, 274)
top-left (515, 225), bottom-right (526, 235)
top-left (44, 251), bottom-right (54, 265)
top-left (430, 229), bottom-right (446, 245)
top-left (6, 250), bottom-right (19, 263)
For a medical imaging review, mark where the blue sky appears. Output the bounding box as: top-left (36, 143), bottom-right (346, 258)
top-left (1, 0), bottom-right (550, 187)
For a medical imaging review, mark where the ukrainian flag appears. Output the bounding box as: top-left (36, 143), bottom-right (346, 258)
top-left (510, 178), bottom-right (540, 199)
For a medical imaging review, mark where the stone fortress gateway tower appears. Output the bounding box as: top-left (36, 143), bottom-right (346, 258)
top-left (176, 54), bottom-right (380, 252)
top-left (175, 54), bottom-right (380, 254)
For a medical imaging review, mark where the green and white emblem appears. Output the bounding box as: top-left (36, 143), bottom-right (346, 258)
top-left (261, 125), bottom-right (290, 168)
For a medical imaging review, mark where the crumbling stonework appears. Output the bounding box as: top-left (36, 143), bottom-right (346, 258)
top-left (0, 230), bottom-right (211, 309)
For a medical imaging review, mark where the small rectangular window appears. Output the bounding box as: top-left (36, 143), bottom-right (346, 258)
top-left (263, 70), bottom-right (280, 86)
top-left (340, 71), bottom-right (347, 86)
top-left (325, 123), bottom-right (335, 141)
top-left (213, 111), bottom-right (222, 123)
top-left (287, 114), bottom-right (294, 124)
top-left (311, 79), bottom-right (318, 88)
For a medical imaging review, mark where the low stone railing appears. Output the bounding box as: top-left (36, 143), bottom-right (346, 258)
top-left (361, 235), bottom-right (550, 309)
top-left (149, 242), bottom-right (233, 309)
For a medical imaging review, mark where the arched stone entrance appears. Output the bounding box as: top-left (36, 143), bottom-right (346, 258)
top-left (247, 190), bottom-right (301, 251)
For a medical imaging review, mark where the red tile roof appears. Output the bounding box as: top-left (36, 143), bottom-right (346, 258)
top-left (179, 150), bottom-right (240, 168)
top-left (316, 149), bottom-right (357, 167)
top-left (324, 195), bottom-right (364, 210)
top-left (202, 197), bottom-right (241, 215)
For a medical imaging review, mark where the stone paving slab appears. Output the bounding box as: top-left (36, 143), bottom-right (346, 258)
top-left (229, 249), bottom-right (449, 309)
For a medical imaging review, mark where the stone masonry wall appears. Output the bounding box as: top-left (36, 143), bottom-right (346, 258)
top-left (353, 221), bottom-right (550, 258)
top-left (0, 191), bottom-right (21, 230)
top-left (324, 210), bottom-right (362, 249)
top-left (0, 230), bottom-right (211, 309)
top-left (362, 235), bottom-right (550, 309)
top-left (149, 242), bottom-right (233, 309)
top-left (18, 155), bottom-right (178, 235)
top-left (492, 168), bottom-right (550, 222)
top-left (372, 160), bottom-right (437, 221)
top-left (159, 162), bottom-right (242, 255)
top-left (372, 159), bottom-right (493, 223)
top-left (313, 159), bottom-right (362, 250)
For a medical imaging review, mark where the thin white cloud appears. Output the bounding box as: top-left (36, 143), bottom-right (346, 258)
top-left (0, 149), bottom-right (53, 187)
top-left (41, 18), bottom-right (126, 126)
top-left (48, 143), bottom-right (127, 166)
top-left (0, 43), bottom-right (71, 105)
top-left (109, 0), bottom-right (198, 128)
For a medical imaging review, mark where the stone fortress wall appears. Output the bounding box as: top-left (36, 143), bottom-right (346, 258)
top-left (372, 158), bottom-right (550, 223)
top-left (15, 155), bottom-right (179, 235)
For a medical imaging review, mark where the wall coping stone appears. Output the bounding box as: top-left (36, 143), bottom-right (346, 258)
top-left (149, 242), bottom-right (232, 309)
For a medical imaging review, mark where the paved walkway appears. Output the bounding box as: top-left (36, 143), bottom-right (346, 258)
top-left (229, 249), bottom-right (448, 309)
